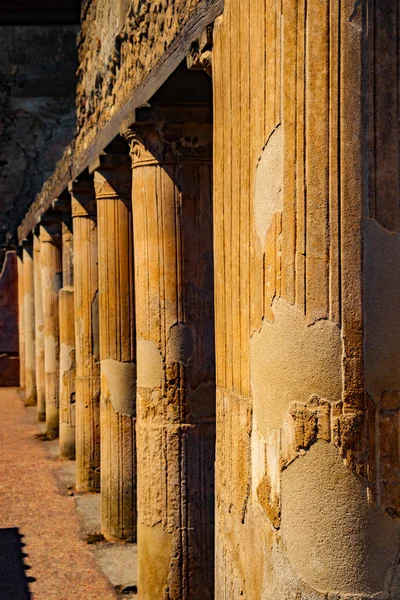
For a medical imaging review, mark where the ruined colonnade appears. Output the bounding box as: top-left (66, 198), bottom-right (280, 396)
top-left (16, 78), bottom-right (216, 598)
top-left (14, 1), bottom-right (400, 597)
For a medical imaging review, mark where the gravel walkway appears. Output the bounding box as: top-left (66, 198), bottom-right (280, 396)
top-left (0, 387), bottom-right (116, 600)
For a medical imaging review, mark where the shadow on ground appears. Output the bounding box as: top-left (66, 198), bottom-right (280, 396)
top-left (0, 528), bottom-right (35, 599)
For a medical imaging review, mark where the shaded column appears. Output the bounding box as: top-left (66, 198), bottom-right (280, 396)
top-left (69, 176), bottom-right (100, 492)
top-left (22, 239), bottom-right (36, 405)
top-left (40, 218), bottom-right (62, 439)
top-left (33, 230), bottom-right (45, 421)
top-left (91, 141), bottom-right (136, 541)
top-left (127, 123), bottom-right (215, 599)
top-left (17, 250), bottom-right (25, 390)
top-left (59, 287), bottom-right (75, 458)
top-left (58, 200), bottom-right (76, 459)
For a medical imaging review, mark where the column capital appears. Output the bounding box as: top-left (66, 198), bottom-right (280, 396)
top-left (21, 234), bottom-right (33, 250)
top-left (69, 174), bottom-right (96, 219)
top-left (39, 211), bottom-right (62, 242)
top-left (89, 138), bottom-right (132, 202)
top-left (52, 189), bottom-right (72, 219)
top-left (124, 121), bottom-right (212, 169)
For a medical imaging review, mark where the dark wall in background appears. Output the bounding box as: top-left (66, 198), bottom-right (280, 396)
top-left (0, 25), bottom-right (78, 269)
top-left (0, 251), bottom-right (19, 386)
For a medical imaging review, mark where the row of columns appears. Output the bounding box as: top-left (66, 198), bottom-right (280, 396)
top-left (17, 119), bottom-right (215, 598)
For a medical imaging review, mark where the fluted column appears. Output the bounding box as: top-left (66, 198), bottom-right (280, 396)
top-left (69, 176), bottom-right (100, 492)
top-left (40, 219), bottom-right (62, 439)
top-left (128, 124), bottom-right (215, 599)
top-left (92, 142), bottom-right (136, 542)
top-left (59, 207), bottom-right (76, 459)
top-left (17, 250), bottom-right (25, 390)
top-left (22, 239), bottom-right (36, 405)
top-left (33, 230), bottom-right (45, 421)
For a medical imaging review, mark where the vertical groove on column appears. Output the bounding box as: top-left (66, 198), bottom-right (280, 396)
top-left (33, 233), bottom-right (45, 421)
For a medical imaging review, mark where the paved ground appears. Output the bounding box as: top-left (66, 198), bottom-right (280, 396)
top-left (0, 387), bottom-right (117, 600)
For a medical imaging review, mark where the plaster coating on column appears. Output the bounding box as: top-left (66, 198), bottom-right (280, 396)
top-left (23, 240), bottom-right (36, 406)
top-left (70, 177), bottom-right (100, 492)
top-left (40, 220), bottom-right (62, 439)
top-left (59, 212), bottom-right (75, 459)
top-left (93, 145), bottom-right (136, 542)
top-left (33, 231), bottom-right (45, 421)
top-left (17, 251), bottom-right (25, 390)
top-left (128, 124), bottom-right (215, 600)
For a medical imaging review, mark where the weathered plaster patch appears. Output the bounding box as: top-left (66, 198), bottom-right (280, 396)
top-left (250, 298), bottom-right (342, 436)
top-left (44, 335), bottom-right (57, 373)
top-left (60, 343), bottom-right (73, 376)
top-left (281, 441), bottom-right (400, 596)
top-left (254, 125), bottom-right (283, 247)
top-left (188, 381), bottom-right (215, 418)
top-left (167, 322), bottom-right (193, 365)
top-left (101, 358), bottom-right (136, 417)
top-left (365, 220), bottom-right (400, 400)
top-left (137, 340), bottom-right (163, 388)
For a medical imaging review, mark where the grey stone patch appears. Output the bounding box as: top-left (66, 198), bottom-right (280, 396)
top-left (137, 340), bottom-right (163, 388)
top-left (167, 322), bottom-right (193, 365)
top-left (75, 493), bottom-right (102, 536)
top-left (75, 493), bottom-right (138, 598)
top-left (93, 542), bottom-right (138, 598)
top-left (102, 359), bottom-right (136, 417)
top-left (56, 460), bottom-right (76, 493)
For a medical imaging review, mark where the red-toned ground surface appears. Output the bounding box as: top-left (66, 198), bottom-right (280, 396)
top-left (0, 387), bottom-right (116, 600)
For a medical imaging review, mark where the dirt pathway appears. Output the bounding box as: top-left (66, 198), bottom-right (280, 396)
top-left (0, 387), bottom-right (116, 600)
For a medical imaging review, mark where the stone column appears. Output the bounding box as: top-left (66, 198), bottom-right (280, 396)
top-left (91, 143), bottom-right (136, 541)
top-left (128, 124), bottom-right (215, 599)
top-left (40, 219), bottom-right (62, 439)
top-left (17, 250), bottom-right (25, 390)
top-left (33, 230), bottom-right (45, 421)
top-left (22, 239), bottom-right (36, 405)
top-left (59, 207), bottom-right (76, 459)
top-left (59, 287), bottom-right (75, 458)
top-left (69, 176), bottom-right (100, 492)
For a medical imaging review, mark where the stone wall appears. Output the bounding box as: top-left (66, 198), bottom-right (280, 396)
top-left (0, 25), bottom-right (78, 268)
top-left (75, 0), bottom-right (203, 155)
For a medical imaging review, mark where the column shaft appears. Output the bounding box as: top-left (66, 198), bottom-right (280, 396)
top-left (59, 287), bottom-right (76, 459)
top-left (40, 222), bottom-right (62, 439)
top-left (59, 213), bottom-right (76, 459)
top-left (70, 179), bottom-right (100, 492)
top-left (129, 126), bottom-right (215, 599)
top-left (17, 252), bottom-right (25, 389)
top-left (34, 232), bottom-right (45, 421)
top-left (94, 152), bottom-right (136, 542)
top-left (23, 242), bottom-right (36, 405)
